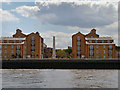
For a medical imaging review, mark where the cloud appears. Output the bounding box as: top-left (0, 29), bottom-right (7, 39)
top-left (11, 6), bottom-right (40, 18)
top-left (0, 8), bottom-right (19, 22)
top-left (68, 26), bottom-right (91, 32)
top-left (96, 21), bottom-right (118, 45)
top-left (12, 2), bottom-right (117, 28)
top-left (41, 31), bottom-right (72, 49)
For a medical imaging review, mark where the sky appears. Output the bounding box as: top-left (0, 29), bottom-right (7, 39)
top-left (0, 0), bottom-right (119, 49)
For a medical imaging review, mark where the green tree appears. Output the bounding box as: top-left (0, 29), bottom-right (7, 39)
top-left (65, 48), bottom-right (72, 54)
top-left (56, 50), bottom-right (67, 58)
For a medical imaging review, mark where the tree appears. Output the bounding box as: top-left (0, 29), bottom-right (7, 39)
top-left (65, 48), bottom-right (72, 54)
top-left (56, 50), bottom-right (67, 58)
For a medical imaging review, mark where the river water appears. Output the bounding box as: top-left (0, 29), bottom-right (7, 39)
top-left (2, 69), bottom-right (118, 88)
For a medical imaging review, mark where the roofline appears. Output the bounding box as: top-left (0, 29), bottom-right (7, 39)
top-left (0, 37), bottom-right (26, 40)
top-left (0, 42), bottom-right (25, 45)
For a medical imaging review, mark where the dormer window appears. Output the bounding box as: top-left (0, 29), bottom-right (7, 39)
top-left (91, 36), bottom-right (93, 38)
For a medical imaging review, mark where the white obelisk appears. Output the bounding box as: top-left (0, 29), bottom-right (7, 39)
top-left (52, 36), bottom-right (56, 59)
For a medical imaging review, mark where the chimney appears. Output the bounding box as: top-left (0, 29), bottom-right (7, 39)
top-left (36, 32), bottom-right (40, 36)
top-left (91, 29), bottom-right (96, 33)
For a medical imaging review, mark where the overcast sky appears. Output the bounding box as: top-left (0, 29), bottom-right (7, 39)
top-left (0, 0), bottom-right (119, 49)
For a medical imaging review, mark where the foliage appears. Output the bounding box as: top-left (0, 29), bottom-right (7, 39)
top-left (56, 50), bottom-right (67, 58)
top-left (65, 48), bottom-right (72, 54)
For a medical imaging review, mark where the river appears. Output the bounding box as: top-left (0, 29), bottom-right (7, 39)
top-left (2, 69), bottom-right (118, 88)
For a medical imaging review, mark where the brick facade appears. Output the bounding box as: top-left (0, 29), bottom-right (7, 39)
top-left (0, 29), bottom-right (44, 59)
top-left (72, 29), bottom-right (116, 59)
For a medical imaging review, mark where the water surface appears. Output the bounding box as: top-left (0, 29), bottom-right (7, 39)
top-left (2, 69), bottom-right (118, 88)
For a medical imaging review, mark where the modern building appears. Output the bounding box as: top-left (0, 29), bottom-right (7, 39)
top-left (72, 29), bottom-right (116, 59)
top-left (0, 29), bottom-right (44, 59)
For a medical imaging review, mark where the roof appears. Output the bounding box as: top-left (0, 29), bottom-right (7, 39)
top-left (86, 42), bottom-right (115, 45)
top-left (0, 37), bottom-right (26, 40)
top-left (85, 37), bottom-right (113, 40)
top-left (0, 42), bottom-right (25, 45)
top-left (72, 32), bottom-right (85, 37)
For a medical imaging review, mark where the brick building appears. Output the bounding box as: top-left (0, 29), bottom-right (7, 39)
top-left (0, 29), bottom-right (44, 59)
top-left (72, 29), bottom-right (116, 59)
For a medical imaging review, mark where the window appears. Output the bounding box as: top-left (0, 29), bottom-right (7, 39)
top-left (77, 51), bottom-right (80, 55)
top-left (77, 42), bottom-right (80, 45)
top-left (96, 50), bottom-right (99, 54)
top-left (103, 50), bottom-right (106, 54)
top-left (90, 50), bottom-right (93, 55)
top-left (77, 36), bottom-right (80, 40)
top-left (108, 40), bottom-right (110, 43)
top-left (7, 40), bottom-right (9, 43)
top-left (89, 40), bottom-right (92, 43)
top-left (17, 51), bottom-right (20, 55)
top-left (104, 56), bottom-right (106, 58)
top-left (32, 37), bottom-right (35, 40)
top-left (31, 46), bottom-right (35, 51)
top-left (109, 45), bottom-right (112, 49)
top-left (96, 45), bottom-right (98, 48)
top-left (95, 40), bottom-right (97, 43)
top-left (103, 45), bottom-right (105, 48)
top-left (19, 40), bottom-right (22, 43)
top-left (1, 40), bottom-right (3, 43)
top-left (77, 47), bottom-right (80, 50)
top-left (91, 36), bottom-right (93, 38)
top-left (96, 56), bottom-right (99, 58)
top-left (5, 45), bottom-right (7, 48)
top-left (31, 41), bottom-right (35, 45)
top-left (11, 50), bottom-right (13, 54)
top-left (0, 45), bottom-right (1, 49)
top-left (17, 45), bottom-right (20, 49)
top-left (11, 45), bottom-right (14, 48)
top-left (102, 40), bottom-right (104, 43)
top-left (5, 50), bottom-right (7, 54)
top-left (14, 40), bottom-right (16, 43)
top-left (90, 45), bottom-right (93, 49)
